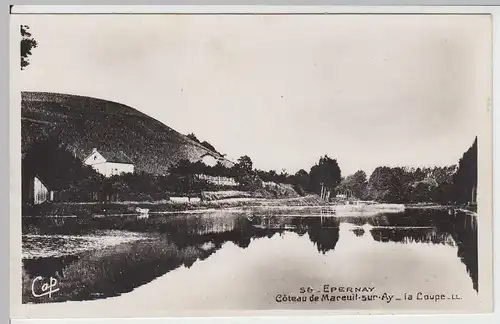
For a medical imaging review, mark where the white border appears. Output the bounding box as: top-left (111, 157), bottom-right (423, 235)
top-left (8, 5), bottom-right (500, 14)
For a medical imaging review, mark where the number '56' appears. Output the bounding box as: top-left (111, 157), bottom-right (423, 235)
top-left (299, 287), bottom-right (314, 294)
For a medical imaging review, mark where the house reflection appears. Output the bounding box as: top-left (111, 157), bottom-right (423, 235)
top-left (22, 209), bottom-right (479, 303)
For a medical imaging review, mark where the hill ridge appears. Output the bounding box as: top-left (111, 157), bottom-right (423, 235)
top-left (21, 91), bottom-right (233, 175)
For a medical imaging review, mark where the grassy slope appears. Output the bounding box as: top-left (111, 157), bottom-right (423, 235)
top-left (21, 91), bottom-right (233, 175)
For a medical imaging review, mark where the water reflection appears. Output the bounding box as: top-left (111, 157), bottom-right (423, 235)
top-left (22, 208), bottom-right (478, 303)
top-left (352, 228), bottom-right (365, 237)
top-left (370, 228), bottom-right (455, 245)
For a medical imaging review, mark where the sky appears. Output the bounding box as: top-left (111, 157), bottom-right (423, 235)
top-left (13, 14), bottom-right (490, 177)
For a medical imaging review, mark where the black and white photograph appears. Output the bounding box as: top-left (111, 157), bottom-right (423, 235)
top-left (10, 8), bottom-right (493, 318)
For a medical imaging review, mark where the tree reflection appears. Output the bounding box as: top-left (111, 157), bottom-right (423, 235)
top-left (22, 209), bottom-right (479, 303)
top-left (304, 217), bottom-right (340, 254)
top-left (351, 228), bottom-right (365, 237)
top-left (450, 214), bottom-right (478, 292)
top-left (370, 228), bottom-right (453, 245)
top-left (369, 210), bottom-right (478, 292)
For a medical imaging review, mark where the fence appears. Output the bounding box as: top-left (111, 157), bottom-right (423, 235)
top-left (195, 174), bottom-right (238, 187)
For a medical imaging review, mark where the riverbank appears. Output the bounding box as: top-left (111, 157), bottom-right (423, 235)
top-left (23, 196), bottom-right (478, 219)
top-left (22, 195), bottom-right (327, 218)
top-left (405, 203), bottom-right (477, 216)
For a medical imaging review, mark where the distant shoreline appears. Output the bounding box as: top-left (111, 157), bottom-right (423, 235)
top-left (22, 195), bottom-right (326, 218)
top-left (22, 196), bottom-right (477, 218)
top-left (405, 203), bottom-right (477, 216)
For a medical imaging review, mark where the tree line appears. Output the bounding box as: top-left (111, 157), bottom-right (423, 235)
top-left (21, 135), bottom-right (343, 203)
top-left (22, 134), bottom-right (477, 205)
top-left (337, 166), bottom-right (458, 204)
top-left (103, 154), bottom-right (343, 200)
top-left (337, 138), bottom-right (477, 205)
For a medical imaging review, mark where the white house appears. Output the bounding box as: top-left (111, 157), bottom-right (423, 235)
top-left (84, 148), bottom-right (135, 177)
top-left (201, 153), bottom-right (219, 167)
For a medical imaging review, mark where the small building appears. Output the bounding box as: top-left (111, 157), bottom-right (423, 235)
top-left (23, 174), bottom-right (66, 205)
top-left (84, 148), bottom-right (134, 177)
top-left (22, 152), bottom-right (69, 205)
top-left (33, 176), bottom-right (54, 204)
top-left (201, 153), bottom-right (219, 167)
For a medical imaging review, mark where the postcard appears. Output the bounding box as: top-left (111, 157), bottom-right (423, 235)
top-left (9, 6), bottom-right (494, 319)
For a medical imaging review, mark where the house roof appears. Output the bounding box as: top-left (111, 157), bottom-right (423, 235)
top-left (34, 173), bottom-right (69, 191)
top-left (99, 150), bottom-right (134, 164)
top-left (86, 149), bottom-right (134, 164)
top-left (201, 152), bottom-right (218, 158)
top-left (199, 152), bottom-right (235, 168)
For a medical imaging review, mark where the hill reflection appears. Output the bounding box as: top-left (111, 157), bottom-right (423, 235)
top-left (22, 208), bottom-right (478, 303)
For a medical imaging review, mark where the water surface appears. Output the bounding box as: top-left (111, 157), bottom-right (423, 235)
top-left (22, 207), bottom-right (478, 311)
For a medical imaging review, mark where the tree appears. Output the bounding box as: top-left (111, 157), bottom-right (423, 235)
top-left (167, 159), bottom-right (196, 194)
top-left (186, 133), bottom-right (200, 143)
top-left (231, 155), bottom-right (261, 191)
top-left (308, 155), bottom-right (342, 194)
top-left (366, 167), bottom-right (392, 201)
top-left (256, 169), bottom-right (279, 182)
top-left (107, 175), bottom-right (130, 200)
top-left (453, 137), bottom-right (478, 204)
top-left (293, 169), bottom-right (310, 188)
top-left (21, 25), bottom-right (38, 70)
top-left (290, 169), bottom-right (310, 196)
top-left (431, 182), bottom-right (455, 205)
top-left (409, 180), bottom-right (435, 203)
top-left (186, 133), bottom-right (220, 154)
top-left (22, 135), bottom-right (104, 202)
top-left (337, 170), bottom-right (368, 199)
top-left (277, 169), bottom-right (290, 183)
top-left (212, 161), bottom-right (228, 177)
top-left (237, 155), bottom-right (253, 173)
top-left (236, 172), bottom-right (262, 191)
top-left (366, 166), bottom-right (411, 203)
top-left (388, 167), bottom-right (410, 202)
top-left (200, 141), bottom-right (217, 153)
top-left (430, 166), bottom-right (456, 186)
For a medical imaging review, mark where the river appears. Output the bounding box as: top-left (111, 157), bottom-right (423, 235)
top-left (20, 207), bottom-right (479, 316)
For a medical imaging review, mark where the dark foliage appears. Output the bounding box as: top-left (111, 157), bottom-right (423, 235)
top-left (21, 25), bottom-right (37, 70)
top-left (362, 138), bottom-right (477, 204)
top-left (337, 170), bottom-right (368, 199)
top-left (453, 137), bottom-right (478, 204)
top-left (308, 155), bottom-right (342, 194)
top-left (232, 156), bottom-right (262, 191)
top-left (186, 133), bottom-right (221, 155)
top-left (22, 135), bottom-right (104, 202)
top-left (201, 141), bottom-right (217, 153)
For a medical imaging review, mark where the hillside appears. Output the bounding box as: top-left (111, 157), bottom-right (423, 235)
top-left (21, 91), bottom-right (233, 175)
